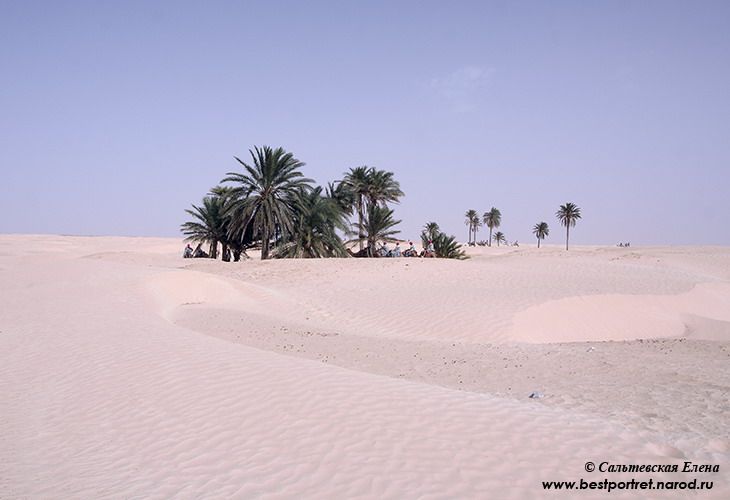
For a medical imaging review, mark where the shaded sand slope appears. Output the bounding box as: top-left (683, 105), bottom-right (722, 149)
top-left (1, 236), bottom-right (729, 498)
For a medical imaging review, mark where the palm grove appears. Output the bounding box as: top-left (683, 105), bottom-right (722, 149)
top-left (181, 146), bottom-right (466, 260)
top-left (465, 203), bottom-right (581, 249)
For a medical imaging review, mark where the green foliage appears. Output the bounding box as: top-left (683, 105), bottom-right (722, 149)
top-left (464, 209), bottom-right (481, 244)
top-left (483, 207), bottom-right (502, 247)
top-left (180, 187), bottom-right (257, 261)
top-left (433, 231), bottom-right (468, 259)
top-left (341, 166), bottom-right (370, 247)
top-left (325, 181), bottom-right (355, 217)
top-left (361, 205), bottom-right (402, 255)
top-left (347, 205), bottom-right (401, 256)
top-left (556, 202), bottom-right (581, 250)
top-left (182, 147), bottom-right (406, 261)
top-left (420, 222), bottom-right (468, 259)
top-left (556, 203), bottom-right (581, 228)
top-left (493, 231), bottom-right (506, 246)
top-left (532, 221), bottom-right (549, 248)
top-left (274, 187), bottom-right (349, 258)
top-left (422, 221), bottom-right (440, 241)
top-left (420, 230), bottom-right (430, 250)
top-left (221, 146), bottom-right (314, 259)
top-left (364, 168), bottom-right (404, 207)
top-left (180, 194), bottom-right (227, 259)
top-left (342, 166), bottom-right (403, 251)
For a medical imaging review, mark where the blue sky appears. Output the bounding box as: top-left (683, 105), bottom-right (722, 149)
top-left (2, 1), bottom-right (728, 245)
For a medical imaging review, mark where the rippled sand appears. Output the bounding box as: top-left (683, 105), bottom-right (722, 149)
top-left (1, 235), bottom-right (728, 498)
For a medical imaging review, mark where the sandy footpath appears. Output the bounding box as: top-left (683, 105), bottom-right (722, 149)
top-left (1, 234), bottom-right (728, 498)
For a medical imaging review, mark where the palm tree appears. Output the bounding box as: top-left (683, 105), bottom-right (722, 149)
top-left (556, 202), bottom-right (581, 250)
top-left (275, 187), bottom-right (349, 258)
top-left (325, 181), bottom-right (355, 218)
top-left (207, 186), bottom-right (237, 261)
top-left (472, 216), bottom-right (482, 244)
top-left (464, 209), bottom-right (478, 244)
top-left (423, 221), bottom-right (440, 243)
top-left (493, 231), bottom-right (506, 247)
top-left (342, 166), bottom-right (372, 252)
top-left (180, 194), bottom-right (226, 259)
top-left (418, 222), bottom-right (468, 259)
top-left (209, 185), bottom-right (259, 261)
top-left (221, 146), bottom-right (313, 259)
top-left (353, 205), bottom-right (401, 256)
top-left (365, 169), bottom-right (404, 208)
top-left (226, 218), bottom-right (256, 261)
top-left (532, 222), bottom-right (549, 248)
top-left (483, 207), bottom-right (502, 247)
top-left (433, 232), bottom-right (468, 259)
top-left (420, 222), bottom-right (441, 251)
top-left (342, 166), bottom-right (403, 252)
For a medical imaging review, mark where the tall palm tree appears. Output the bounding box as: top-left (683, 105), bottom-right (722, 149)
top-left (275, 186), bottom-right (349, 258)
top-left (207, 186), bottom-right (237, 261)
top-left (472, 216), bottom-right (482, 243)
top-left (556, 202), bottom-right (581, 250)
top-left (483, 207), bottom-right (502, 247)
top-left (180, 194), bottom-right (226, 259)
top-left (464, 209), bottom-right (478, 244)
top-left (532, 222), bottom-right (549, 248)
top-left (342, 166), bottom-right (372, 252)
top-left (493, 231), bottom-right (506, 247)
top-left (342, 166), bottom-right (403, 251)
top-left (221, 146), bottom-right (313, 260)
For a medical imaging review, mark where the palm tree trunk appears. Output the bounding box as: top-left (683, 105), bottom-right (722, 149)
top-left (489, 228), bottom-right (493, 247)
top-left (566, 225), bottom-right (570, 251)
top-left (262, 226), bottom-right (270, 260)
top-left (537, 237), bottom-right (540, 248)
top-left (210, 240), bottom-right (218, 259)
top-left (357, 195), bottom-right (364, 251)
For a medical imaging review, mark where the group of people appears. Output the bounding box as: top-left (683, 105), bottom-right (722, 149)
top-left (184, 241), bottom-right (437, 259)
top-left (617, 242), bottom-right (631, 247)
top-left (182, 243), bottom-right (208, 258)
top-left (377, 240), bottom-right (435, 258)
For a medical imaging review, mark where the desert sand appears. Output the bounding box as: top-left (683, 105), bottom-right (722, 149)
top-left (1, 234), bottom-right (728, 498)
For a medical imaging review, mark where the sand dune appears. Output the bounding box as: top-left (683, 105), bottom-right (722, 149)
top-left (511, 282), bottom-right (730, 343)
top-left (1, 235), bottom-right (728, 498)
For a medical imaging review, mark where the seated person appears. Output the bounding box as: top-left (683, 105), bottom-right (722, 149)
top-left (423, 240), bottom-right (436, 258)
top-left (405, 241), bottom-right (417, 257)
top-left (393, 242), bottom-right (401, 257)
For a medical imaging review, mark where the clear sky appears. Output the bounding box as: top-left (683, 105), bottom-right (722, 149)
top-left (2, 1), bottom-right (728, 245)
